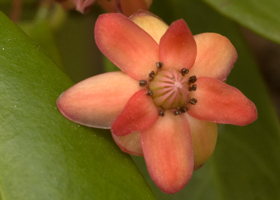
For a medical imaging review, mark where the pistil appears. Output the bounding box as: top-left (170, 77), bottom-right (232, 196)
top-left (139, 63), bottom-right (198, 116)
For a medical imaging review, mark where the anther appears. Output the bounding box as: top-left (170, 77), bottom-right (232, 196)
top-left (189, 84), bottom-right (197, 91)
top-left (180, 106), bottom-right (189, 113)
top-left (189, 98), bottom-right (198, 105)
top-left (156, 62), bottom-right (163, 69)
top-left (174, 109), bottom-right (181, 115)
top-left (159, 109), bottom-right (165, 117)
top-left (139, 80), bottom-right (147, 87)
top-left (147, 89), bottom-right (153, 96)
top-left (149, 71), bottom-right (155, 79)
top-left (189, 76), bottom-right (197, 83)
top-left (181, 68), bottom-right (189, 76)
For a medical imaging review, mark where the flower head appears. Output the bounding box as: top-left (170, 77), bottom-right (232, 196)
top-left (57, 11), bottom-right (257, 193)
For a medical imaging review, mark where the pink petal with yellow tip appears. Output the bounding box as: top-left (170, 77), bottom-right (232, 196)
top-left (141, 111), bottom-right (193, 194)
top-left (188, 77), bottom-right (257, 126)
top-left (130, 11), bottom-right (168, 44)
top-left (95, 13), bottom-right (159, 81)
top-left (57, 72), bottom-right (140, 128)
top-left (159, 19), bottom-right (197, 71)
top-left (185, 114), bottom-right (218, 169)
top-left (190, 33), bottom-right (238, 81)
top-left (112, 132), bottom-right (143, 156)
top-left (111, 89), bottom-right (159, 136)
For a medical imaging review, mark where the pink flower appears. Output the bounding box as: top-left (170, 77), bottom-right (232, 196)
top-left (57, 11), bottom-right (257, 194)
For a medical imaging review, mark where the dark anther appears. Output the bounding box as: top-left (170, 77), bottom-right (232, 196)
top-left (159, 109), bottom-right (165, 117)
top-left (147, 89), bottom-right (153, 96)
top-left (181, 68), bottom-right (189, 76)
top-left (189, 76), bottom-right (197, 83)
top-left (189, 98), bottom-right (198, 105)
top-left (180, 106), bottom-right (189, 113)
top-left (156, 62), bottom-right (163, 69)
top-left (139, 80), bottom-right (147, 87)
top-left (189, 84), bottom-right (197, 91)
top-left (174, 109), bottom-right (181, 115)
top-left (149, 71), bottom-right (155, 79)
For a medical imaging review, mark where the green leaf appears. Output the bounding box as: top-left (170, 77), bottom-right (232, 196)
top-left (0, 11), bottom-right (155, 200)
top-left (134, 0), bottom-right (280, 199)
top-left (201, 0), bottom-right (280, 44)
top-left (19, 20), bottom-right (65, 70)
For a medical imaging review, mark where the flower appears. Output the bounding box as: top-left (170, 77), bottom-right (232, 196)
top-left (57, 11), bottom-right (257, 194)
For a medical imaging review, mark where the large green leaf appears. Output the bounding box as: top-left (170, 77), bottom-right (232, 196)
top-left (0, 11), bottom-right (155, 200)
top-left (132, 0), bottom-right (280, 199)
top-left (201, 0), bottom-right (280, 44)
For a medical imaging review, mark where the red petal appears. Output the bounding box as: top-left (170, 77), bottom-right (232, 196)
top-left (57, 72), bottom-right (140, 128)
top-left (159, 19), bottom-right (196, 71)
top-left (141, 111), bottom-right (194, 194)
top-left (130, 11), bottom-right (169, 44)
top-left (185, 114), bottom-right (217, 170)
top-left (111, 89), bottom-right (158, 136)
top-left (112, 132), bottom-right (143, 156)
top-left (95, 13), bottom-right (159, 80)
top-left (188, 77), bottom-right (257, 125)
top-left (189, 33), bottom-right (238, 81)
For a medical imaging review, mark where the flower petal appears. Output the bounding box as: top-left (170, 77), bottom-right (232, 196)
top-left (112, 132), bottom-right (143, 156)
top-left (159, 19), bottom-right (196, 71)
top-left (185, 114), bottom-right (217, 170)
top-left (95, 13), bottom-right (159, 80)
top-left (57, 71), bottom-right (140, 128)
top-left (130, 11), bottom-right (169, 44)
top-left (111, 89), bottom-right (159, 136)
top-left (188, 77), bottom-right (258, 125)
top-left (189, 33), bottom-right (238, 81)
top-left (141, 111), bottom-right (194, 194)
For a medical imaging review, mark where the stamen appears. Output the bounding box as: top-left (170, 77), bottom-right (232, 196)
top-left (139, 80), bottom-right (147, 87)
top-left (181, 68), bottom-right (189, 76)
top-left (149, 71), bottom-right (155, 79)
top-left (180, 106), bottom-right (189, 113)
top-left (189, 84), bottom-right (197, 91)
top-left (189, 76), bottom-right (197, 83)
top-left (156, 62), bottom-right (163, 69)
top-left (189, 98), bottom-right (197, 105)
top-left (174, 109), bottom-right (182, 115)
top-left (159, 109), bottom-right (165, 117)
top-left (147, 89), bottom-right (153, 96)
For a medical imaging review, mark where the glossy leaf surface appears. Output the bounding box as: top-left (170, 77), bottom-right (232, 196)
top-left (0, 11), bottom-right (155, 200)
top-left (202, 0), bottom-right (280, 44)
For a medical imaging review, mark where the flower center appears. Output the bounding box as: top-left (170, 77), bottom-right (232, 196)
top-left (139, 63), bottom-right (198, 116)
top-left (149, 68), bottom-right (190, 109)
